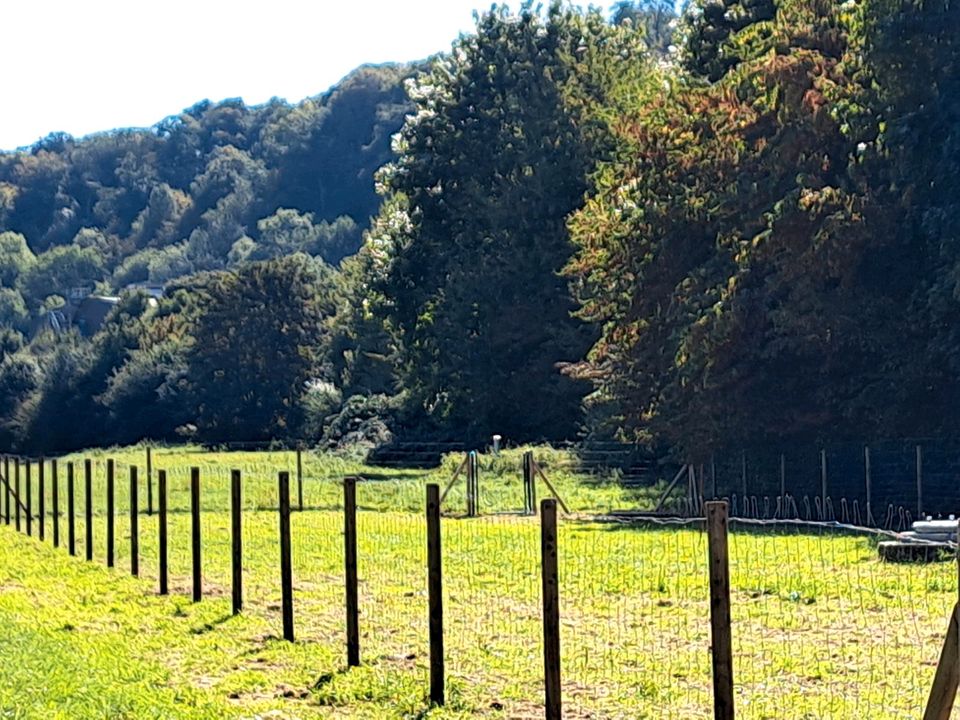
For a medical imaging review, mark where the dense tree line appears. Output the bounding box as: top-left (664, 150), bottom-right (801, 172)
top-left (0, 0), bottom-right (957, 459)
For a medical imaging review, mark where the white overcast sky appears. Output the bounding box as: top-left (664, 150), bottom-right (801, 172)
top-left (1, 0), bottom-right (603, 151)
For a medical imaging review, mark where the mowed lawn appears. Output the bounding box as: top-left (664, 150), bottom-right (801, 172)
top-left (0, 446), bottom-right (955, 718)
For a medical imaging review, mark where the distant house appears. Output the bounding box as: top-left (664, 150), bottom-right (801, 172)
top-left (32, 292), bottom-right (120, 338)
top-left (122, 282), bottom-right (166, 300)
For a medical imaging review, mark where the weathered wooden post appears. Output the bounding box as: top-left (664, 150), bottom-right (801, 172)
top-left (38, 458), bottom-right (44, 541)
top-left (231, 470), bottom-right (242, 615)
top-left (25, 459), bottom-right (31, 536)
top-left (13, 458), bottom-right (20, 531)
top-left (921, 525), bottom-right (960, 719)
top-left (129, 466), bottom-right (139, 577)
top-left (296, 448), bottom-right (304, 512)
top-left (106, 459), bottom-right (115, 567)
top-left (426, 483), bottom-right (444, 705)
top-left (158, 470), bottom-right (168, 596)
top-left (51, 459), bottom-right (59, 548)
top-left (84, 459), bottom-right (93, 561)
top-left (3, 455), bottom-right (9, 525)
top-left (146, 446), bottom-right (153, 516)
top-left (466, 451), bottom-right (476, 517)
top-left (67, 462), bottom-right (76, 556)
top-left (344, 476), bottom-right (360, 667)
top-left (523, 451), bottom-right (537, 516)
top-left (541, 498), bottom-right (561, 720)
top-left (191, 467), bottom-right (201, 602)
top-left (278, 471), bottom-right (294, 642)
top-left (706, 501), bottom-right (735, 720)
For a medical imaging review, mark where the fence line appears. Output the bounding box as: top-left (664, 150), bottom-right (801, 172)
top-left (0, 449), bottom-right (957, 718)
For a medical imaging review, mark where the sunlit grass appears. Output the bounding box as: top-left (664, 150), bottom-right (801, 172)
top-left (0, 445), bottom-right (954, 718)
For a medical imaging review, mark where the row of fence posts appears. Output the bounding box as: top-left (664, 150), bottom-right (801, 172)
top-left (681, 444), bottom-right (936, 524)
top-left (0, 456), bottom-right (736, 719)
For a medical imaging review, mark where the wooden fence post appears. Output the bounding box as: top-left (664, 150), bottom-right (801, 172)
top-left (52, 459), bottom-right (59, 548)
top-left (67, 462), bottom-right (75, 556)
top-left (541, 498), bottom-right (561, 720)
top-left (427, 483), bottom-right (444, 706)
top-left (922, 534), bottom-right (960, 719)
top-left (146, 446), bottom-right (153, 516)
top-left (706, 501), bottom-right (735, 720)
top-left (231, 469), bottom-right (242, 615)
top-left (106, 459), bottom-right (115, 567)
top-left (191, 467), bottom-right (201, 602)
top-left (278, 471), bottom-right (294, 642)
top-left (296, 449), bottom-right (304, 512)
top-left (471, 451), bottom-right (479, 516)
top-left (38, 458), bottom-right (44, 541)
top-left (15, 459), bottom-right (21, 532)
top-left (3, 455), bottom-right (9, 525)
top-left (129, 466), bottom-right (139, 577)
top-left (864, 446), bottom-right (873, 525)
top-left (25, 459), bottom-right (31, 536)
top-left (466, 451), bottom-right (475, 517)
top-left (344, 476), bottom-right (360, 667)
top-left (84, 459), bottom-right (93, 561)
top-left (159, 470), bottom-right (168, 596)
top-left (917, 444), bottom-right (924, 518)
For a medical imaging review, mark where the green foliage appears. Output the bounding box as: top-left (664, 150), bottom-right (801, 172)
top-left (18, 245), bottom-right (105, 307)
top-left (0, 231), bottom-right (35, 286)
top-left (184, 255), bottom-right (331, 443)
top-left (365, 3), bottom-right (646, 443)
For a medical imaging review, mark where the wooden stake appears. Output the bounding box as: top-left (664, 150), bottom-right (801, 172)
top-left (129, 466), bottom-right (139, 577)
top-left (106, 459), bottom-right (115, 567)
top-left (533, 460), bottom-right (571, 515)
top-left (25, 459), bottom-right (31, 537)
top-left (427, 483), bottom-right (444, 705)
top-left (923, 604), bottom-right (959, 720)
top-left (146, 446), bottom-right (153, 516)
top-left (67, 462), bottom-right (75, 556)
top-left (278, 471), bottom-right (294, 642)
top-left (864, 446), bottom-right (873, 525)
top-left (438, 453), bottom-right (469, 506)
top-left (706, 501), bottom-right (735, 720)
top-left (14, 458), bottom-right (20, 532)
top-left (344, 476), bottom-right (360, 667)
top-left (541, 498), bottom-right (561, 720)
top-left (3, 455), bottom-right (8, 525)
top-left (191, 467), bottom-right (201, 602)
top-left (84, 460), bottom-right (93, 561)
top-left (52, 459), bottom-right (59, 548)
top-left (159, 470), bottom-right (168, 596)
top-left (296, 449), bottom-right (304, 512)
top-left (38, 458), bottom-right (44, 541)
top-left (231, 469), bottom-right (242, 614)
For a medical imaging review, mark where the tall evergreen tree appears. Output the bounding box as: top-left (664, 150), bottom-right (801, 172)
top-left (367, 3), bottom-right (644, 442)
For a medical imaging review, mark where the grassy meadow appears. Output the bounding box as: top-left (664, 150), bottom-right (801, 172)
top-left (0, 445), bottom-right (955, 718)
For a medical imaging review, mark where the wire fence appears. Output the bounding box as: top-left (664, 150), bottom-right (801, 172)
top-left (0, 446), bottom-right (957, 718)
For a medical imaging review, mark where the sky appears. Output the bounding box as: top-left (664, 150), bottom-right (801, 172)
top-left (1, 0), bottom-right (600, 151)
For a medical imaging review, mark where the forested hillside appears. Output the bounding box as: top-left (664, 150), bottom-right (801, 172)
top-left (0, 0), bottom-right (957, 459)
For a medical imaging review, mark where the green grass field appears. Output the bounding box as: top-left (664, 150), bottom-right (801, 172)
top-left (0, 446), bottom-right (955, 718)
